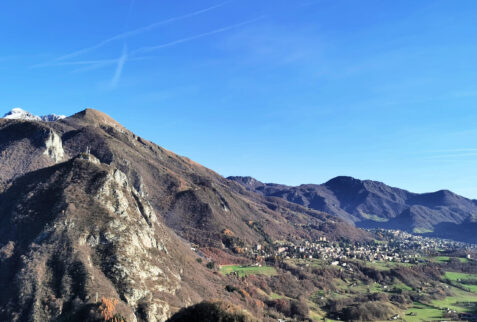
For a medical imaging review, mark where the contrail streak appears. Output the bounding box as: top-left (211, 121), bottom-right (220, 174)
top-left (34, 56), bottom-right (149, 71)
top-left (132, 16), bottom-right (265, 55)
top-left (52, 1), bottom-right (232, 62)
top-left (110, 45), bottom-right (128, 88)
top-left (41, 59), bottom-right (119, 66)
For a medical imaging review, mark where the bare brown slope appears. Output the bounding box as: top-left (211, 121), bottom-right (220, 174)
top-left (69, 109), bottom-right (369, 244)
top-left (0, 154), bottom-right (225, 321)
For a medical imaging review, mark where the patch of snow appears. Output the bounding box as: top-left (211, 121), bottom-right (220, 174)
top-left (41, 114), bottom-right (66, 122)
top-left (2, 108), bottom-right (66, 122)
top-left (3, 108), bottom-right (41, 121)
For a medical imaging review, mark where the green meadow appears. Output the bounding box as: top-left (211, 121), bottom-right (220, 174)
top-left (219, 265), bottom-right (277, 277)
top-left (445, 271), bottom-right (477, 293)
top-left (404, 302), bottom-right (444, 321)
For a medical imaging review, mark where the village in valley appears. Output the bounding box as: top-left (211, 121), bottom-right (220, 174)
top-left (258, 229), bottom-right (476, 266)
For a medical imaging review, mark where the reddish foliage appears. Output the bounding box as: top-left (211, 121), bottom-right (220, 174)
top-left (99, 297), bottom-right (124, 322)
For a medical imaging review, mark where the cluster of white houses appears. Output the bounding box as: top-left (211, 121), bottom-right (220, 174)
top-left (250, 229), bottom-right (475, 264)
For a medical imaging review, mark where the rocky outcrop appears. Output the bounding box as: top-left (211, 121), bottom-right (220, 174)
top-left (0, 120), bottom-right (65, 188)
top-left (90, 166), bottom-right (179, 321)
top-left (42, 129), bottom-right (64, 163)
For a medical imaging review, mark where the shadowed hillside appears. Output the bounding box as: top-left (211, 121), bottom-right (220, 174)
top-left (229, 176), bottom-right (477, 243)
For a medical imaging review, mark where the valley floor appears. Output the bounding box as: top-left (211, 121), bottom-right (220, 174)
top-left (215, 256), bottom-right (477, 321)
top-left (193, 229), bottom-right (477, 321)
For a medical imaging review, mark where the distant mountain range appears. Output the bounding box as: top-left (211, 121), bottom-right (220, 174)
top-left (228, 176), bottom-right (477, 243)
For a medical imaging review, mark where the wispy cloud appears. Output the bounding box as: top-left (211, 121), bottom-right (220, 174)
top-left (451, 89), bottom-right (477, 98)
top-left (419, 148), bottom-right (477, 161)
top-left (46, 1), bottom-right (232, 63)
top-left (110, 45), bottom-right (128, 89)
top-left (423, 153), bottom-right (477, 160)
top-left (71, 61), bottom-right (118, 74)
top-left (132, 16), bottom-right (265, 55)
top-left (424, 148), bottom-right (477, 153)
top-left (31, 1), bottom-right (261, 87)
top-left (41, 59), bottom-right (119, 66)
top-left (34, 56), bottom-right (148, 72)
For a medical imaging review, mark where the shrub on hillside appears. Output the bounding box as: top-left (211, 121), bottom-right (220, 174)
top-left (266, 298), bottom-right (309, 320)
top-left (340, 301), bottom-right (401, 321)
top-left (166, 301), bottom-right (256, 322)
top-left (206, 261), bottom-right (215, 269)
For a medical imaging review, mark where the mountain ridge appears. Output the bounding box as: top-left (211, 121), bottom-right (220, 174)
top-left (228, 175), bottom-right (477, 243)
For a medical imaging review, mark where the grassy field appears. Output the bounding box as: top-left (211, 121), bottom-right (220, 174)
top-left (366, 261), bottom-right (394, 271)
top-left (361, 213), bottom-right (389, 222)
top-left (404, 302), bottom-right (444, 321)
top-left (307, 300), bottom-right (326, 321)
top-left (434, 256), bottom-right (450, 263)
top-left (432, 286), bottom-right (477, 312)
top-left (289, 257), bottom-right (417, 272)
top-left (445, 271), bottom-right (477, 293)
top-left (393, 281), bottom-right (413, 292)
top-left (286, 258), bottom-right (329, 268)
top-left (412, 227), bottom-right (433, 234)
top-left (219, 265), bottom-right (277, 277)
top-left (406, 286), bottom-right (477, 321)
top-left (269, 292), bottom-right (286, 299)
top-left (358, 259), bottom-right (415, 271)
top-left (432, 256), bottom-right (469, 264)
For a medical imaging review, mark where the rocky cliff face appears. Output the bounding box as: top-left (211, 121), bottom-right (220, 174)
top-left (0, 120), bottom-right (67, 189)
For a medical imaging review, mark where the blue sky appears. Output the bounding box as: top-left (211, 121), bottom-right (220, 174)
top-left (1, 1), bottom-right (477, 198)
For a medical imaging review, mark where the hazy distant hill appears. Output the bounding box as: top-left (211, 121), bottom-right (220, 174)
top-left (228, 176), bottom-right (477, 243)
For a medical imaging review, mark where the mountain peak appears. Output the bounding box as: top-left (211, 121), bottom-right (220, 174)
top-left (325, 176), bottom-right (363, 187)
top-left (70, 108), bottom-right (124, 129)
top-left (2, 107), bottom-right (65, 122)
top-left (3, 108), bottom-right (40, 121)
